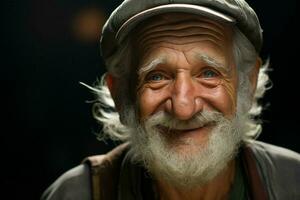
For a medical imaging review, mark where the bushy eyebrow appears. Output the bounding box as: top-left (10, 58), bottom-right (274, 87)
top-left (195, 54), bottom-right (229, 73)
top-left (138, 53), bottom-right (229, 77)
top-left (138, 57), bottom-right (166, 76)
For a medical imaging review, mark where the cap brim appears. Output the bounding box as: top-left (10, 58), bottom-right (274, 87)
top-left (116, 4), bottom-right (236, 42)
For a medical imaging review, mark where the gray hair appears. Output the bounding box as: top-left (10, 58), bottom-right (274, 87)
top-left (89, 27), bottom-right (270, 141)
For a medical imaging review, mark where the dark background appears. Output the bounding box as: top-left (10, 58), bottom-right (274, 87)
top-left (2, 0), bottom-right (299, 199)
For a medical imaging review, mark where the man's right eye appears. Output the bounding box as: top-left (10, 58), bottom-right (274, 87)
top-left (146, 73), bottom-right (166, 82)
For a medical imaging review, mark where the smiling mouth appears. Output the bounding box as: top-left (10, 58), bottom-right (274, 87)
top-left (157, 122), bottom-right (215, 135)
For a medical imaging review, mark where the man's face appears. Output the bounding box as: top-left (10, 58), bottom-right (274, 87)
top-left (136, 14), bottom-right (238, 152)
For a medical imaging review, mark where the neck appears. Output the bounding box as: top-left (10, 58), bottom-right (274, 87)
top-left (154, 159), bottom-right (236, 200)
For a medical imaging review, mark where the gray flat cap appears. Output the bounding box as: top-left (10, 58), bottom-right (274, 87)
top-left (100, 0), bottom-right (263, 64)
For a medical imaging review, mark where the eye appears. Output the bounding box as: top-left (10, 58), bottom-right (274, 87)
top-left (146, 72), bottom-right (166, 82)
top-left (202, 69), bottom-right (218, 78)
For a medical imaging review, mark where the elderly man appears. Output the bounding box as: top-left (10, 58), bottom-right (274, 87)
top-left (42, 0), bottom-right (300, 199)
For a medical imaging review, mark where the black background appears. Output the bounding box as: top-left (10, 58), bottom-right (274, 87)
top-left (2, 0), bottom-right (299, 199)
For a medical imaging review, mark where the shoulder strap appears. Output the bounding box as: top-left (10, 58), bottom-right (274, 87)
top-left (82, 143), bottom-right (130, 200)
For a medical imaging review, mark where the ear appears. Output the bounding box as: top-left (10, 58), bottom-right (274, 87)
top-left (249, 57), bottom-right (262, 98)
top-left (106, 73), bottom-right (115, 96)
top-left (105, 73), bottom-right (120, 111)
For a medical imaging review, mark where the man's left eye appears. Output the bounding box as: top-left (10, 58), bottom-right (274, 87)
top-left (202, 70), bottom-right (218, 78)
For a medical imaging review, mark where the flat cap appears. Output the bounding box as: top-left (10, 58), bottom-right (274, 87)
top-left (100, 0), bottom-right (263, 65)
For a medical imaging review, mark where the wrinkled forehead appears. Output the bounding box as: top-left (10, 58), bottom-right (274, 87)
top-left (132, 12), bottom-right (234, 60)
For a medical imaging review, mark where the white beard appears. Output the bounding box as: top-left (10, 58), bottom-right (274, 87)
top-left (127, 110), bottom-right (244, 188)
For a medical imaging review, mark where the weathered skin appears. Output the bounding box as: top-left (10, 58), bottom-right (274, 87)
top-left (136, 14), bottom-right (237, 146)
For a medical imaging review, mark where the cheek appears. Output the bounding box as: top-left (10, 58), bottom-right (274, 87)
top-left (208, 80), bottom-right (237, 116)
top-left (204, 63), bottom-right (238, 116)
top-left (138, 88), bottom-right (168, 120)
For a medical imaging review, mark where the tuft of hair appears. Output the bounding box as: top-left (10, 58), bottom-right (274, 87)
top-left (233, 28), bottom-right (271, 140)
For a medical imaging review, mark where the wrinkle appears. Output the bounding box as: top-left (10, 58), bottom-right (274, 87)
top-left (221, 78), bottom-right (237, 112)
top-left (183, 50), bottom-right (192, 67)
top-left (138, 28), bottom-right (223, 46)
top-left (141, 38), bottom-right (225, 57)
top-left (142, 36), bottom-right (223, 49)
top-left (138, 23), bottom-right (225, 41)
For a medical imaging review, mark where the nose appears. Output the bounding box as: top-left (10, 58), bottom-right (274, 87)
top-left (166, 74), bottom-right (203, 120)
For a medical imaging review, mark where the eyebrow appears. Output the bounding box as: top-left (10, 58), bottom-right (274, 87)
top-left (196, 54), bottom-right (229, 73)
top-left (138, 54), bottom-right (229, 76)
top-left (138, 57), bottom-right (166, 76)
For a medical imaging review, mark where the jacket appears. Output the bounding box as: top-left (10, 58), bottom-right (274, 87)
top-left (41, 141), bottom-right (300, 200)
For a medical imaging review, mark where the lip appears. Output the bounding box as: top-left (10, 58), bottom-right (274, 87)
top-left (157, 123), bottom-right (213, 136)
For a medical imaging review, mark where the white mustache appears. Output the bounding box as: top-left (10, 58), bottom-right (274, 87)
top-left (145, 110), bottom-right (224, 131)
